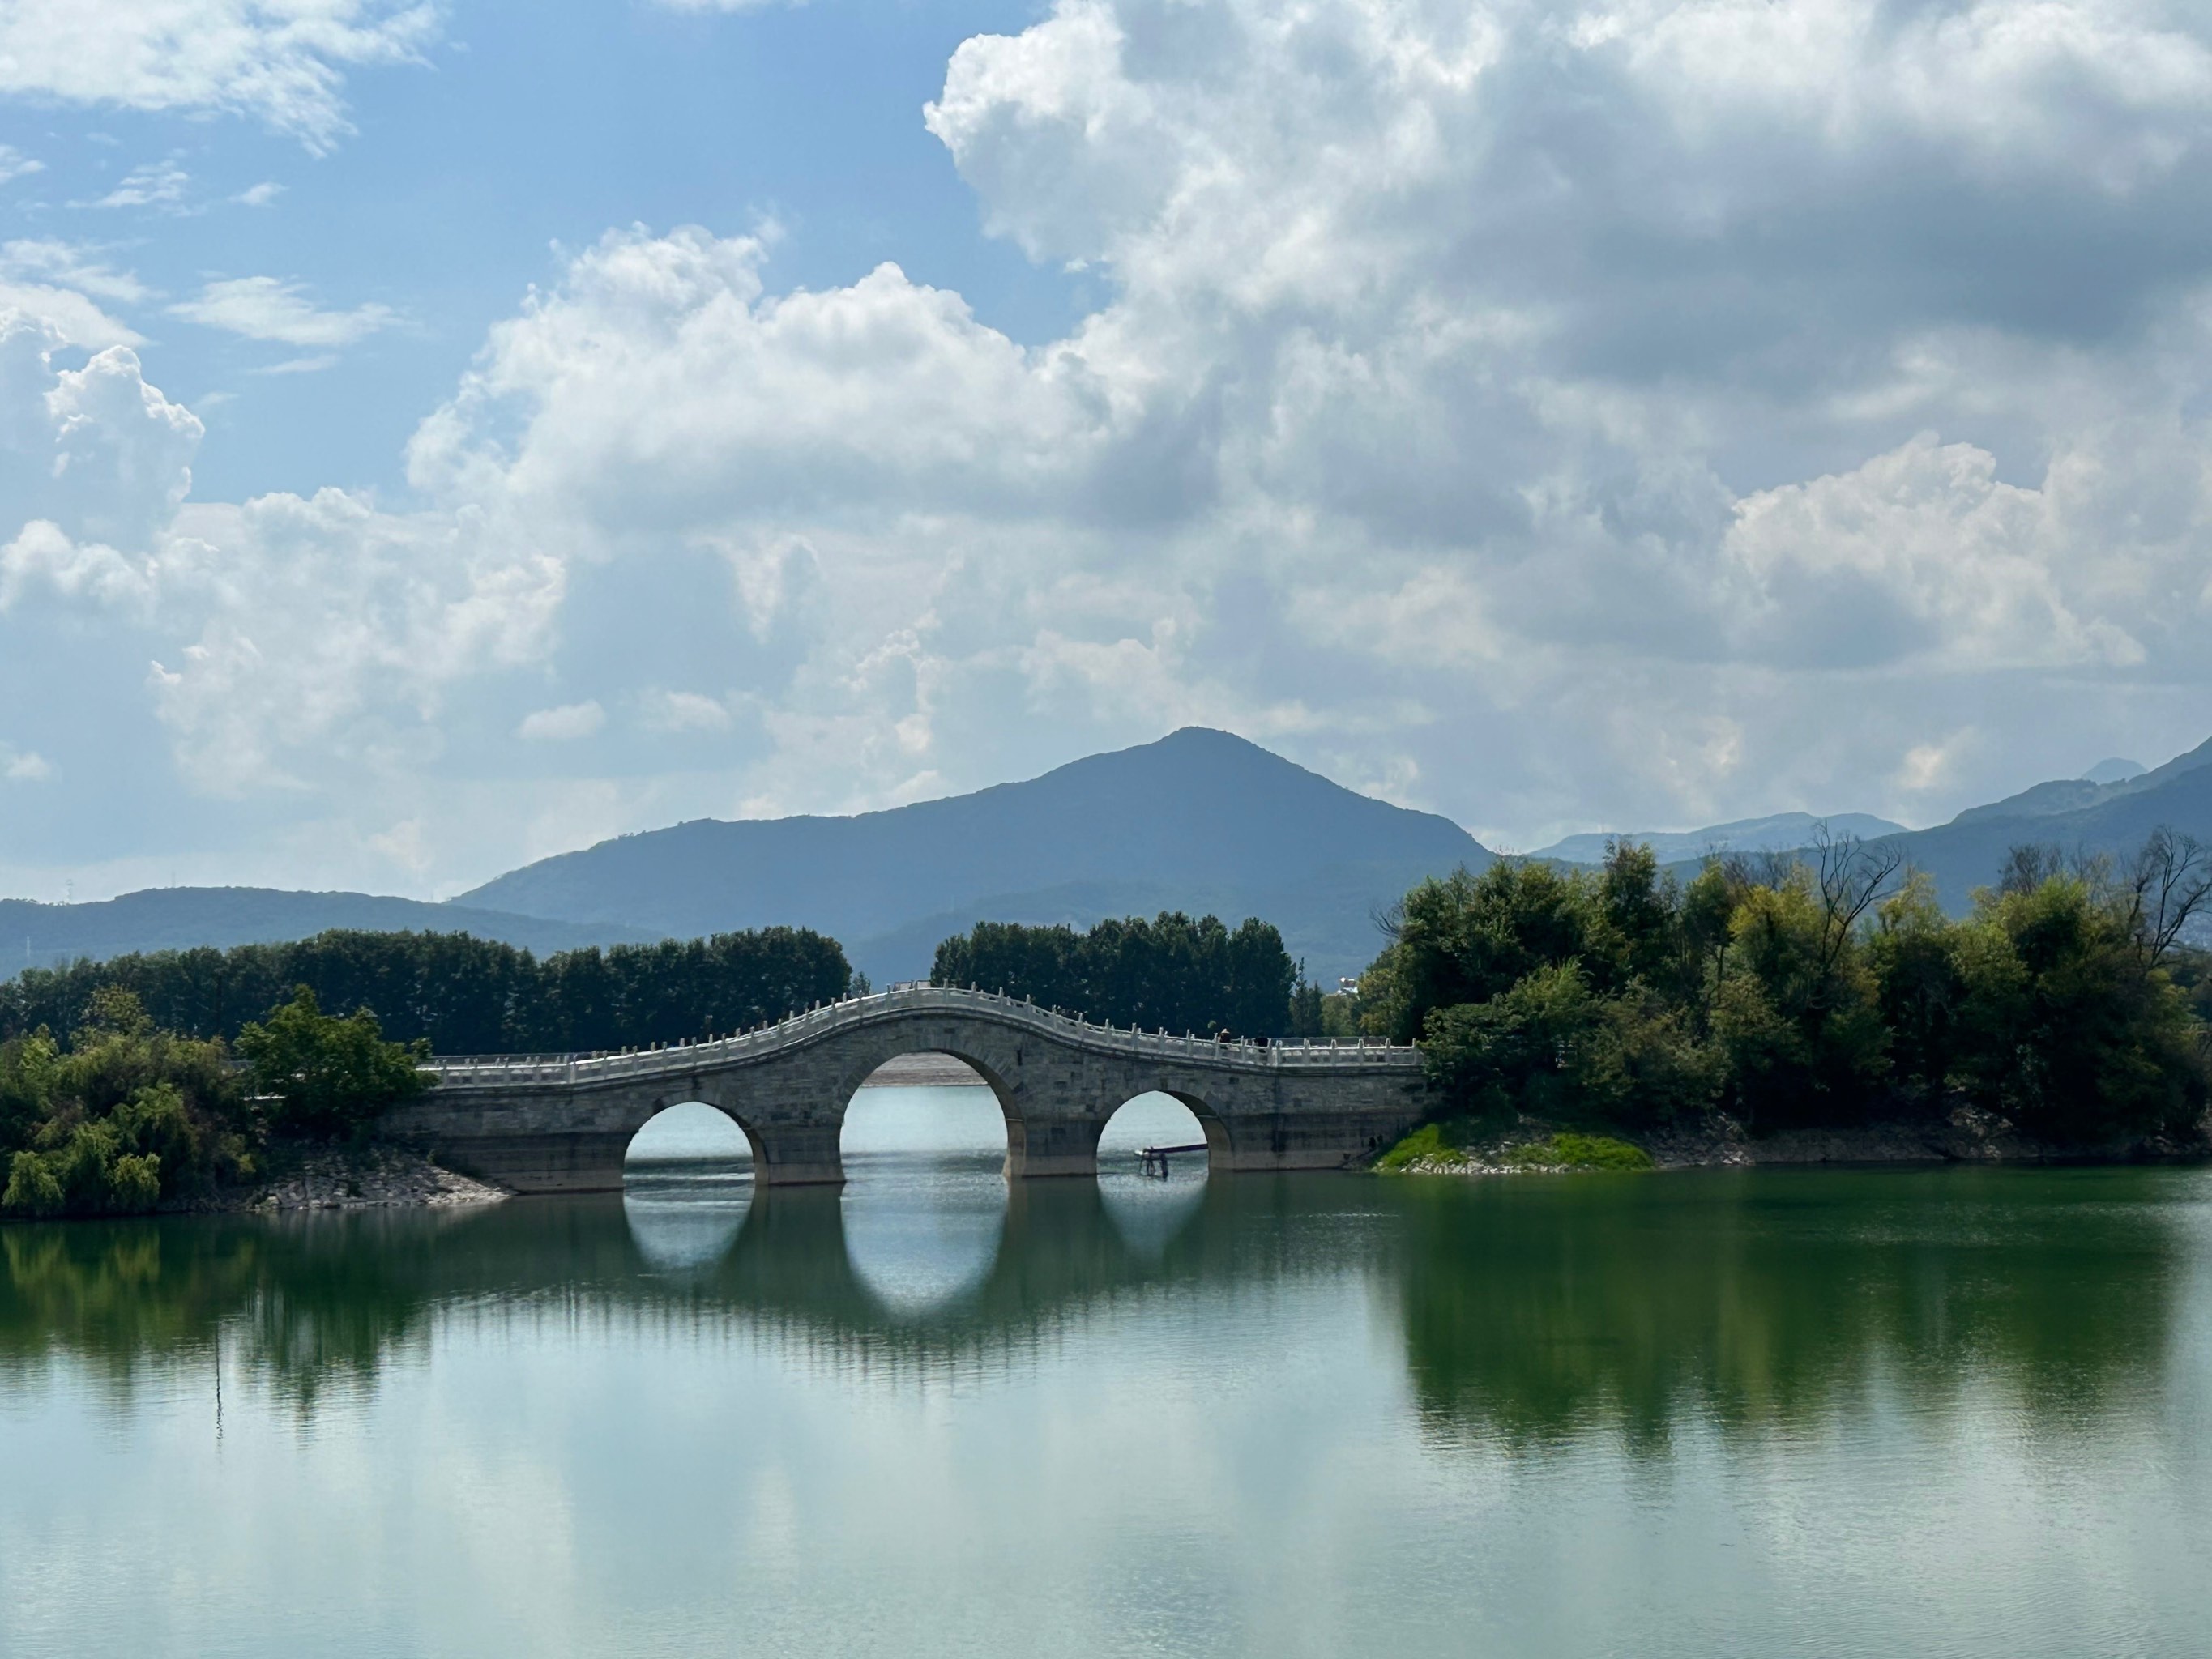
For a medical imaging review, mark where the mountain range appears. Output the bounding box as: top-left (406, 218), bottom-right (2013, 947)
top-left (1543, 743), bottom-right (2212, 911)
top-left (459, 727), bottom-right (1488, 982)
top-left (1809, 736), bottom-right (2212, 912)
top-left (0, 888), bottom-right (659, 978)
top-left (8, 727), bottom-right (2212, 986)
top-left (1531, 812), bottom-right (1908, 865)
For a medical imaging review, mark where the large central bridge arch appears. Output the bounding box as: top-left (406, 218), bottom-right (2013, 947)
top-left (382, 984), bottom-right (1426, 1194)
top-left (836, 1051), bottom-right (1010, 1171)
top-left (825, 1039), bottom-right (1034, 1174)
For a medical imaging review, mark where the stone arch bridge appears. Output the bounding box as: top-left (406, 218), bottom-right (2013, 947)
top-left (381, 983), bottom-right (1428, 1192)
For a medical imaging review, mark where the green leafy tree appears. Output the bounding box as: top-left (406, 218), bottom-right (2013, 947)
top-left (1, 989), bottom-right (252, 1218)
top-left (1423, 961), bottom-right (1719, 1130)
top-left (0, 926), bottom-right (852, 1056)
top-left (1379, 863), bottom-right (1593, 1043)
top-left (1423, 962), bottom-right (1603, 1120)
top-left (1590, 841), bottom-right (1685, 995)
top-left (1711, 868), bottom-right (1890, 1129)
top-left (236, 987), bottom-right (431, 1137)
top-left (1949, 876), bottom-right (2206, 1142)
top-left (1864, 872), bottom-right (1968, 1108)
top-left (932, 912), bottom-right (1299, 1036)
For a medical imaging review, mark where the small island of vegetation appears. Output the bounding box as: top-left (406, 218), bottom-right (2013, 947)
top-left (0, 985), bottom-right (427, 1218)
top-left (1361, 830), bottom-right (2212, 1171)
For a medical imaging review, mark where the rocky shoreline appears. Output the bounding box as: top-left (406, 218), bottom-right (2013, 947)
top-left (216, 1144), bottom-right (511, 1213)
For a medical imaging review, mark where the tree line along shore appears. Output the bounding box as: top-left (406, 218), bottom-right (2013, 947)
top-left (6, 830), bottom-right (2211, 1217)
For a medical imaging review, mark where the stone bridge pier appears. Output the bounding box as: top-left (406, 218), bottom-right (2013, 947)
top-left (379, 985), bottom-right (1430, 1194)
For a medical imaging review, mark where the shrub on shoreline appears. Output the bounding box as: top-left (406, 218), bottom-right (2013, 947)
top-left (1375, 1122), bottom-right (1471, 1171)
top-left (2, 988), bottom-right (255, 1218)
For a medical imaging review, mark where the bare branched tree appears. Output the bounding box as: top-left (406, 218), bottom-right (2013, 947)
top-left (1811, 825), bottom-right (1903, 973)
top-left (1998, 842), bottom-right (2066, 896)
top-left (2069, 845), bottom-right (2116, 889)
top-left (1718, 848), bottom-right (1797, 895)
top-left (2120, 827), bottom-right (2212, 968)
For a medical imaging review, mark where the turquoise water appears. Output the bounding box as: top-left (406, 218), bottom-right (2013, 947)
top-left (2, 1089), bottom-right (2209, 1657)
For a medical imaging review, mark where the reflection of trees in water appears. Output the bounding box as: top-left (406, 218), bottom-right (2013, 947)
top-left (10, 1169), bottom-right (2176, 1439)
top-left (1, 1222), bottom-right (247, 1393)
top-left (0, 1217), bottom-right (435, 1414)
top-left (1394, 1168), bottom-right (2188, 1452)
top-left (233, 1214), bottom-right (444, 1410)
top-left (0, 1175), bottom-right (1381, 1407)
top-left (696, 1178), bottom-right (1356, 1374)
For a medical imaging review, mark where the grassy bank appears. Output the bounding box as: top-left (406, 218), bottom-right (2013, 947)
top-left (1378, 1120), bottom-right (1654, 1174)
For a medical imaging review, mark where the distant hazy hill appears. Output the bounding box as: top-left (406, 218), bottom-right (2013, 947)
top-left (15, 728), bottom-right (2206, 987)
top-left (1625, 740), bottom-right (2212, 912)
top-left (1533, 812), bottom-right (1908, 866)
top-left (459, 728), bottom-right (1493, 983)
top-left (0, 888), bottom-right (661, 979)
top-left (1844, 736), bottom-right (2212, 911)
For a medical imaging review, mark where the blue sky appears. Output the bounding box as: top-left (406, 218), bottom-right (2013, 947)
top-left (0, 0), bottom-right (1090, 500)
top-left (5, 0), bottom-right (2212, 902)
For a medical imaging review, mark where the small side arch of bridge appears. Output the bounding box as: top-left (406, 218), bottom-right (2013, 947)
top-left (379, 983), bottom-right (1426, 1194)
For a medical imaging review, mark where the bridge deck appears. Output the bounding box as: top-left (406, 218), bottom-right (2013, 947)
top-left (425, 983), bottom-right (1422, 1088)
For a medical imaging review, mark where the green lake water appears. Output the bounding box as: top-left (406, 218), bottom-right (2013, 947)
top-left (3, 1087), bottom-right (2210, 1657)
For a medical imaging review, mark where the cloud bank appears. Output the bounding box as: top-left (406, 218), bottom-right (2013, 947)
top-left (6, 0), bottom-right (2212, 893)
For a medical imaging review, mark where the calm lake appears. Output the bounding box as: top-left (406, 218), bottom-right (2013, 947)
top-left (3, 1087), bottom-right (2210, 1657)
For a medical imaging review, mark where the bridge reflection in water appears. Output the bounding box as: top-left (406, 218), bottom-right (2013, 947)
top-left (615, 1082), bottom-right (1232, 1331)
top-left (834, 1091), bottom-right (1009, 1319)
top-left (617, 1074), bottom-right (1221, 1316)
top-left (0, 1166), bottom-right (2193, 1458)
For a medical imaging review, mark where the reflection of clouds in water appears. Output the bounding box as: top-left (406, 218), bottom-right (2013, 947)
top-left (625, 1102), bottom-right (754, 1273)
top-left (623, 1187), bottom-right (750, 1273)
top-left (842, 1087), bottom-right (1008, 1317)
top-left (1099, 1171), bottom-right (1205, 1261)
top-left (1099, 1093), bottom-right (1207, 1260)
